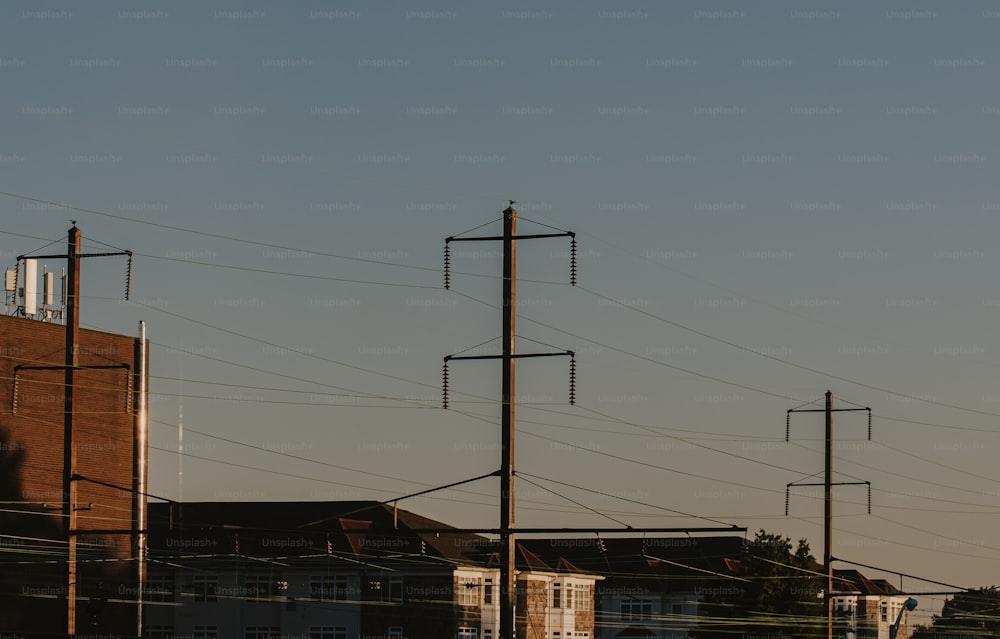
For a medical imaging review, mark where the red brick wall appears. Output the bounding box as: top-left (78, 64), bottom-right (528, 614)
top-left (0, 315), bottom-right (144, 635)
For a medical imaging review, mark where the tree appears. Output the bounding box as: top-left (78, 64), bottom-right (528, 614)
top-left (911, 587), bottom-right (1000, 639)
top-left (693, 529), bottom-right (826, 639)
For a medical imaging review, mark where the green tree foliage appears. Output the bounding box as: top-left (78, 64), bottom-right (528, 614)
top-left (911, 587), bottom-right (1000, 639)
top-left (693, 529), bottom-right (827, 639)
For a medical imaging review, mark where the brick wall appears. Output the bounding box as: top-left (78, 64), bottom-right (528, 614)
top-left (575, 583), bottom-right (595, 636)
top-left (0, 315), bottom-right (144, 636)
top-left (517, 578), bottom-right (548, 639)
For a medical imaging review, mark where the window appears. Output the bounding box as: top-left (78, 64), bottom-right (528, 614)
top-left (672, 602), bottom-right (684, 616)
top-left (573, 584), bottom-right (589, 610)
top-left (552, 583), bottom-right (561, 608)
top-left (458, 628), bottom-right (479, 639)
top-left (388, 628), bottom-right (403, 639)
top-left (565, 584), bottom-right (573, 610)
top-left (484, 578), bottom-right (493, 605)
top-left (881, 601), bottom-right (888, 623)
top-left (388, 576), bottom-right (403, 603)
top-left (146, 627), bottom-right (173, 639)
top-left (244, 576), bottom-right (274, 603)
top-left (193, 627), bottom-right (218, 639)
top-left (309, 628), bottom-right (347, 639)
top-left (621, 599), bottom-right (653, 620)
top-left (311, 575), bottom-right (349, 601)
top-left (146, 576), bottom-right (174, 602)
top-left (245, 627), bottom-right (280, 639)
top-left (192, 576), bottom-right (218, 603)
top-left (458, 576), bottom-right (480, 606)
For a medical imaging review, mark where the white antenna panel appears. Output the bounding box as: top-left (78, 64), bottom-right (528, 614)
top-left (24, 259), bottom-right (37, 316)
top-left (43, 270), bottom-right (54, 306)
top-left (4, 269), bottom-right (14, 293)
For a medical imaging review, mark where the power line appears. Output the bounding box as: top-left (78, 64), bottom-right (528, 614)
top-left (573, 284), bottom-right (1000, 420)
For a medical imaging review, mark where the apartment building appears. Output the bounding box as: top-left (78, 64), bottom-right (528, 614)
top-left (145, 501), bottom-right (602, 639)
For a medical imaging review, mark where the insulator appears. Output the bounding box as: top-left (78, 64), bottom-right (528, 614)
top-left (568, 356), bottom-right (576, 405)
top-left (125, 254), bottom-right (133, 301)
top-left (867, 409), bottom-right (872, 440)
top-left (785, 412), bottom-right (790, 442)
top-left (867, 484), bottom-right (872, 514)
top-left (442, 362), bottom-right (450, 409)
top-left (569, 237), bottom-right (577, 286)
top-left (785, 488), bottom-right (790, 516)
top-left (443, 244), bottom-right (451, 290)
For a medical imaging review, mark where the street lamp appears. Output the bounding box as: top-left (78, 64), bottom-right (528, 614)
top-left (889, 597), bottom-right (918, 639)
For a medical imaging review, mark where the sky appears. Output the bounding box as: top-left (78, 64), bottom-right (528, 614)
top-left (2, 0), bottom-right (999, 620)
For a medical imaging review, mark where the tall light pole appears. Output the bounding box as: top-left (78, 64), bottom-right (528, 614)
top-left (889, 598), bottom-right (918, 639)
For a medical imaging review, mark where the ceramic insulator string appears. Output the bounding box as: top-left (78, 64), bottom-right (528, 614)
top-left (785, 412), bottom-right (791, 442)
top-left (443, 244), bottom-right (451, 290)
top-left (785, 487), bottom-right (790, 516)
top-left (442, 361), bottom-right (450, 409)
top-left (867, 408), bottom-right (872, 440)
top-left (569, 237), bottom-right (577, 286)
top-left (568, 356), bottom-right (576, 405)
top-left (125, 254), bottom-right (133, 301)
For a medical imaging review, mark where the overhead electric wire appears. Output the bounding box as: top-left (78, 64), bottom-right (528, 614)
top-left (789, 441), bottom-right (1000, 503)
top-left (10, 195), bottom-right (1000, 422)
top-left (528, 209), bottom-right (1000, 373)
top-left (517, 471), bottom-right (741, 528)
top-left (515, 474), bottom-right (631, 528)
top-left (449, 287), bottom-right (802, 403)
top-left (573, 284), bottom-right (1000, 420)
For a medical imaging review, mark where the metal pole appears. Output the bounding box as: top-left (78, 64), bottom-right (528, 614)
top-left (500, 205), bottom-right (517, 639)
top-left (825, 389), bottom-right (833, 639)
top-left (135, 321), bottom-right (148, 636)
top-left (64, 225), bottom-right (81, 634)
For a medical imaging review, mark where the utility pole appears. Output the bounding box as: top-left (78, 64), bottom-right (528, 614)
top-left (443, 203), bottom-right (576, 639)
top-left (65, 225), bottom-right (80, 634)
top-left (19, 225), bottom-right (133, 635)
top-left (786, 390), bottom-right (871, 639)
top-left (500, 206), bottom-right (517, 639)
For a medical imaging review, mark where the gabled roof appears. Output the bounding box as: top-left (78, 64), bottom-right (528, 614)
top-left (517, 536), bottom-right (746, 590)
top-left (833, 569), bottom-right (902, 596)
top-left (518, 544), bottom-right (552, 572)
top-left (146, 500), bottom-right (487, 564)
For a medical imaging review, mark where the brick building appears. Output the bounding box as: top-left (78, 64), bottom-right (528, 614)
top-left (831, 570), bottom-right (915, 639)
top-left (0, 313), bottom-right (148, 637)
top-left (519, 537), bottom-right (745, 639)
top-left (144, 501), bottom-right (602, 639)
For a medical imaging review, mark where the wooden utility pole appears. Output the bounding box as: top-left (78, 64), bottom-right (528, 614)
top-left (443, 203), bottom-right (576, 639)
top-left (785, 391), bottom-right (872, 639)
top-left (19, 225), bottom-right (133, 634)
top-left (825, 390), bottom-right (833, 639)
top-left (64, 225), bottom-right (81, 634)
top-left (499, 206), bottom-right (517, 638)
